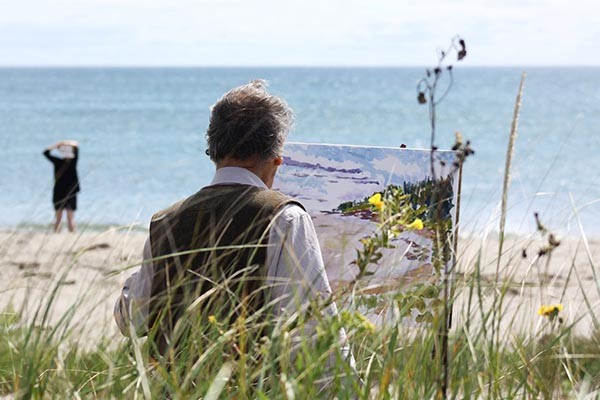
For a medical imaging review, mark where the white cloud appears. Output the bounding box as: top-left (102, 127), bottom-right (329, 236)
top-left (1, 0), bottom-right (599, 65)
top-left (372, 156), bottom-right (423, 178)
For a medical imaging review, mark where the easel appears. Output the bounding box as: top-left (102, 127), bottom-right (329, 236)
top-left (438, 163), bottom-right (463, 399)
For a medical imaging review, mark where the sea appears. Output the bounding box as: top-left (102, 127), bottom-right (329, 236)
top-left (1, 67), bottom-right (598, 237)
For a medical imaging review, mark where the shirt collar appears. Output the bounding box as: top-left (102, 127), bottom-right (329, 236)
top-left (210, 167), bottom-right (268, 189)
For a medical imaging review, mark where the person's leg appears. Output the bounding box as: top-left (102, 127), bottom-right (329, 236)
top-left (54, 209), bottom-right (63, 232)
top-left (66, 195), bottom-right (77, 232)
top-left (66, 209), bottom-right (76, 232)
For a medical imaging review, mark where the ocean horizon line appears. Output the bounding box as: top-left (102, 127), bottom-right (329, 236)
top-left (1, 65), bottom-right (599, 69)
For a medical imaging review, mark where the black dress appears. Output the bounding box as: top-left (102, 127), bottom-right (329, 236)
top-left (43, 147), bottom-right (81, 211)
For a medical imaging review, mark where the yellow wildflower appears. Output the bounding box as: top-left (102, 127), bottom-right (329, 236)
top-left (406, 218), bottom-right (424, 230)
top-left (208, 315), bottom-right (217, 324)
top-left (368, 193), bottom-right (384, 210)
top-left (538, 304), bottom-right (563, 318)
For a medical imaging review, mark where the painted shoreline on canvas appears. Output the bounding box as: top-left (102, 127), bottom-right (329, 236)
top-left (313, 212), bottom-right (435, 292)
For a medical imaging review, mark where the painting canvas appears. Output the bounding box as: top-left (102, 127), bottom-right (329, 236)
top-left (273, 143), bottom-right (459, 309)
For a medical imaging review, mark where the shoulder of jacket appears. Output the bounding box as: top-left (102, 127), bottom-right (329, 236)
top-left (151, 198), bottom-right (186, 223)
top-left (257, 189), bottom-right (306, 210)
top-left (274, 202), bottom-right (311, 225)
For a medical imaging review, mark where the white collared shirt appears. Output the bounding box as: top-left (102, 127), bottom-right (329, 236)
top-left (114, 167), bottom-right (341, 338)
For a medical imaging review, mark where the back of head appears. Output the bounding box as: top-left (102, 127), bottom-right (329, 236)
top-left (206, 80), bottom-right (294, 163)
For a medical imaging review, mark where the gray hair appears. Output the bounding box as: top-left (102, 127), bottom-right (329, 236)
top-left (206, 80), bottom-right (294, 163)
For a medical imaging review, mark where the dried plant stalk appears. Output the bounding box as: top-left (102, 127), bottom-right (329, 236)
top-left (490, 73), bottom-right (526, 378)
top-left (498, 72), bottom-right (526, 258)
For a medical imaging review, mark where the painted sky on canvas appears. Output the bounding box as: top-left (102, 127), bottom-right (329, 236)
top-left (2, 0), bottom-right (598, 66)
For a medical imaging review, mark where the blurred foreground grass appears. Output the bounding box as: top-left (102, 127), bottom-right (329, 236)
top-left (1, 235), bottom-right (599, 400)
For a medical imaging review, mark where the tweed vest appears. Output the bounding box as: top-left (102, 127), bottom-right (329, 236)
top-left (148, 184), bottom-right (303, 357)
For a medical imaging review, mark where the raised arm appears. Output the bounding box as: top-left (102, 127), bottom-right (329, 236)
top-left (43, 140), bottom-right (79, 162)
top-left (43, 142), bottom-right (61, 163)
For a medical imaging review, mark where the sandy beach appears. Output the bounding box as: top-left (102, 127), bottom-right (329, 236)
top-left (1, 225), bottom-right (599, 347)
top-left (0, 228), bottom-right (147, 345)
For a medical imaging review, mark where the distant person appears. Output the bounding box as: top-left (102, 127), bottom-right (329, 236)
top-left (43, 140), bottom-right (80, 232)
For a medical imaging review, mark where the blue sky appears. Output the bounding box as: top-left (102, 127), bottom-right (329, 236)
top-left (2, 0), bottom-right (598, 66)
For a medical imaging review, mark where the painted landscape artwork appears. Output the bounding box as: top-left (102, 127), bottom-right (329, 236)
top-left (274, 143), bottom-right (459, 313)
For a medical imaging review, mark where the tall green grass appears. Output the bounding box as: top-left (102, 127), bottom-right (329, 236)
top-left (0, 221), bottom-right (599, 399)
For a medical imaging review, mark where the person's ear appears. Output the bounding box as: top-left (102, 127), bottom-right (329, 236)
top-left (274, 156), bottom-right (283, 166)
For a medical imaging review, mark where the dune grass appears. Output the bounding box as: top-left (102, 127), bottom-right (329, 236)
top-left (0, 224), bottom-right (599, 400)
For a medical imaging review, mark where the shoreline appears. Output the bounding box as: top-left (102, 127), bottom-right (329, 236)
top-left (2, 222), bottom-right (149, 233)
top-left (4, 217), bottom-right (600, 240)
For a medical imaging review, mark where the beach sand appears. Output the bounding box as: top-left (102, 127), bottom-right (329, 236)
top-left (0, 228), bottom-right (147, 345)
top-left (1, 225), bottom-right (599, 347)
top-left (453, 232), bottom-right (600, 338)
